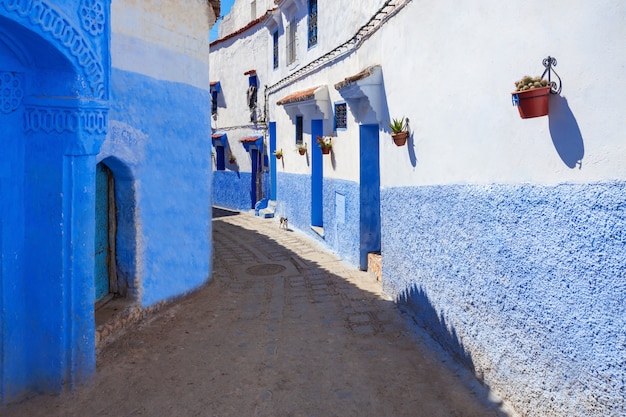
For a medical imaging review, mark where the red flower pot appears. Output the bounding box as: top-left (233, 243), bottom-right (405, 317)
top-left (391, 131), bottom-right (408, 146)
top-left (512, 86), bottom-right (550, 119)
top-left (298, 148), bottom-right (306, 155)
top-left (321, 146), bottom-right (331, 154)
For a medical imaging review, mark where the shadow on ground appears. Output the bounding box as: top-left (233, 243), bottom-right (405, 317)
top-left (3, 208), bottom-right (513, 417)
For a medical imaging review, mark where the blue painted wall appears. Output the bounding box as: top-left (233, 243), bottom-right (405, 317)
top-left (213, 170), bottom-right (254, 211)
top-left (1, 0), bottom-right (214, 403)
top-left (109, 68), bottom-right (212, 307)
top-left (277, 172), bottom-right (360, 266)
top-left (381, 183), bottom-right (626, 417)
top-left (1, 0), bottom-right (108, 402)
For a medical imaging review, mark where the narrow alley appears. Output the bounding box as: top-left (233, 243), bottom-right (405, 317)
top-left (4, 208), bottom-right (513, 417)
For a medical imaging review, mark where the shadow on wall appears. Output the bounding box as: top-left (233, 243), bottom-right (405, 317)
top-left (548, 95), bottom-right (584, 169)
top-left (398, 285), bottom-right (476, 376)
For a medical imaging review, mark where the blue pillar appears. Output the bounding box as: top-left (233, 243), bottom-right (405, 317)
top-left (251, 149), bottom-right (259, 209)
top-left (269, 122), bottom-right (277, 201)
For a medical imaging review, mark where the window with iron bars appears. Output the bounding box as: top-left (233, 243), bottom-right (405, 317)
top-left (334, 102), bottom-right (347, 130)
top-left (286, 19), bottom-right (296, 65)
top-left (295, 115), bottom-right (303, 145)
top-left (273, 30), bottom-right (279, 69)
top-left (308, 0), bottom-right (317, 48)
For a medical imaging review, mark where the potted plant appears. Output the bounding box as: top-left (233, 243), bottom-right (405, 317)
top-left (274, 149), bottom-right (283, 159)
top-left (388, 117), bottom-right (408, 146)
top-left (228, 151), bottom-right (236, 164)
top-left (296, 143), bottom-right (307, 155)
top-left (316, 136), bottom-right (332, 154)
top-left (512, 75), bottom-right (550, 119)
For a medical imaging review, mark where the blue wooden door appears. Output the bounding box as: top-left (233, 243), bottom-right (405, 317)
top-left (311, 119), bottom-right (323, 226)
top-left (359, 124), bottom-right (381, 270)
top-left (94, 163), bottom-right (110, 301)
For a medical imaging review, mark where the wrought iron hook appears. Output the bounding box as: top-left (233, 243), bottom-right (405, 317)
top-left (541, 56), bottom-right (562, 95)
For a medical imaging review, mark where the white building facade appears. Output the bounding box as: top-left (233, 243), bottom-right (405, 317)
top-left (210, 1), bottom-right (626, 416)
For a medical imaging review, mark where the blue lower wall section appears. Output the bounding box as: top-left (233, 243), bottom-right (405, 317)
top-left (212, 170), bottom-right (257, 211)
top-left (110, 68), bottom-right (212, 307)
top-left (381, 183), bottom-right (626, 417)
top-left (276, 173), bottom-right (360, 267)
top-left (323, 178), bottom-right (360, 267)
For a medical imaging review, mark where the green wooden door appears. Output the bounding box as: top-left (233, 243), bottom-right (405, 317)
top-left (94, 163), bottom-right (110, 301)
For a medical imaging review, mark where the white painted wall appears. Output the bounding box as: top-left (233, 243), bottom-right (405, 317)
top-left (219, 0), bottom-right (275, 38)
top-left (112, 0), bottom-right (213, 88)
top-left (369, 0), bottom-right (626, 187)
top-left (210, 17), bottom-right (270, 172)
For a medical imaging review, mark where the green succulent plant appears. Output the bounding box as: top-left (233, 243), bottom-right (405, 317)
top-left (388, 117), bottom-right (408, 134)
top-left (514, 75), bottom-right (549, 92)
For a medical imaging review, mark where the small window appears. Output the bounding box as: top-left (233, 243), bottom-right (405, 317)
top-left (273, 30), bottom-right (279, 69)
top-left (211, 90), bottom-right (218, 116)
top-left (334, 102), bottom-right (347, 130)
top-left (308, 0), bottom-right (317, 48)
top-left (295, 115), bottom-right (303, 145)
top-left (216, 147), bottom-right (225, 171)
top-left (286, 20), bottom-right (296, 65)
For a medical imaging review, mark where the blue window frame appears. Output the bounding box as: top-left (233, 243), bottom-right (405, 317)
top-left (273, 30), bottom-right (279, 69)
top-left (334, 102), bottom-right (347, 130)
top-left (308, 0), bottom-right (318, 48)
top-left (295, 115), bottom-right (303, 145)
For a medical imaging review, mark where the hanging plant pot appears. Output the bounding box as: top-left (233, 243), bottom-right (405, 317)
top-left (512, 86), bottom-right (551, 119)
top-left (298, 148), bottom-right (306, 155)
top-left (321, 146), bottom-right (331, 155)
top-left (391, 131), bottom-right (408, 146)
top-left (276, 154), bottom-right (282, 159)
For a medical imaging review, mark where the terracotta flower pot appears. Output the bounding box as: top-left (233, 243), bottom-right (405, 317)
top-left (391, 131), bottom-right (408, 146)
top-left (275, 154), bottom-right (282, 159)
top-left (229, 158), bottom-right (235, 164)
top-left (298, 148), bottom-right (306, 155)
top-left (512, 86), bottom-right (550, 119)
top-left (321, 146), bottom-right (331, 154)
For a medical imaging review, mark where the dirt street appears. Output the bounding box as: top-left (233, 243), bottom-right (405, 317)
top-left (3, 208), bottom-right (514, 417)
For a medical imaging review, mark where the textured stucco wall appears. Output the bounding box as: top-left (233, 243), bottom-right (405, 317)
top-left (213, 170), bottom-right (254, 210)
top-left (382, 184), bottom-right (626, 417)
top-left (322, 178), bottom-right (360, 266)
top-left (276, 173), bottom-right (360, 265)
top-left (106, 69), bottom-right (212, 306)
top-left (1, 0), bottom-right (110, 403)
top-left (107, 0), bottom-right (213, 307)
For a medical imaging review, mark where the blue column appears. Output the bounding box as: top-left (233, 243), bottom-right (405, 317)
top-left (269, 122), bottom-right (277, 201)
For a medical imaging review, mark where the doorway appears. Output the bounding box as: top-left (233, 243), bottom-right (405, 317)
top-left (95, 162), bottom-right (117, 303)
top-left (359, 124), bottom-right (381, 270)
top-left (311, 119), bottom-right (324, 227)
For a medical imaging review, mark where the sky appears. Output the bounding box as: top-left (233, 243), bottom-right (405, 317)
top-left (210, 0), bottom-right (235, 42)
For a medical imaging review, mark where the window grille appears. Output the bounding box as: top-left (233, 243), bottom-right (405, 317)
top-left (334, 102), bottom-right (347, 129)
top-left (295, 115), bottom-right (303, 145)
top-left (211, 90), bottom-right (218, 116)
top-left (286, 20), bottom-right (296, 65)
top-left (273, 31), bottom-right (279, 69)
top-left (308, 0), bottom-right (317, 47)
